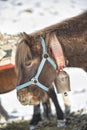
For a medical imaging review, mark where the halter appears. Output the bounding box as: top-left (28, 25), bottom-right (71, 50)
top-left (16, 37), bottom-right (57, 92)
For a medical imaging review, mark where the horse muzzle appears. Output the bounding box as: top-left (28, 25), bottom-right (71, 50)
top-left (17, 92), bottom-right (40, 105)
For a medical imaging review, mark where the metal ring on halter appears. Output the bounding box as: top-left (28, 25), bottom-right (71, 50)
top-left (42, 53), bottom-right (49, 59)
top-left (31, 78), bottom-right (38, 85)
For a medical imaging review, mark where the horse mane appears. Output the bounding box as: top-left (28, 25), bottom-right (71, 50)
top-left (15, 39), bottom-right (32, 73)
top-left (29, 11), bottom-right (87, 38)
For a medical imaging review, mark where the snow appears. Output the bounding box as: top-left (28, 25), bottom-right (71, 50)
top-left (0, 0), bottom-right (87, 120)
top-left (0, 0), bottom-right (87, 34)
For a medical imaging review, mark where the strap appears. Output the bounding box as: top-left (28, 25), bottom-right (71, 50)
top-left (16, 81), bottom-right (32, 90)
top-left (47, 57), bottom-right (56, 69)
top-left (36, 82), bottom-right (48, 91)
top-left (35, 37), bottom-right (56, 79)
top-left (35, 58), bottom-right (46, 79)
top-left (40, 37), bottom-right (47, 54)
top-left (16, 79), bottom-right (48, 91)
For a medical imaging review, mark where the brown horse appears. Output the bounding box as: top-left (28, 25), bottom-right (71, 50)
top-left (15, 11), bottom-right (87, 106)
top-left (0, 66), bottom-right (66, 127)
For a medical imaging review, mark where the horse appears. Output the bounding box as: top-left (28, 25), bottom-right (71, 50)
top-left (0, 65), bottom-right (68, 128)
top-left (15, 11), bottom-right (87, 128)
top-left (15, 11), bottom-right (87, 105)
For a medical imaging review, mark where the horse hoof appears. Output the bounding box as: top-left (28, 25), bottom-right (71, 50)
top-left (57, 119), bottom-right (66, 127)
top-left (29, 125), bottom-right (37, 130)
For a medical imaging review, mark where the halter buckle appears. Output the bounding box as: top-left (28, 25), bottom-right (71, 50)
top-left (42, 53), bottom-right (49, 59)
top-left (31, 78), bottom-right (38, 85)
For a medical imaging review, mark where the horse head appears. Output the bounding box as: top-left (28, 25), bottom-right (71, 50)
top-left (15, 32), bottom-right (57, 105)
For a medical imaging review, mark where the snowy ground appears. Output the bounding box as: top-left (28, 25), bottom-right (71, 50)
top-left (0, 0), bottom-right (87, 120)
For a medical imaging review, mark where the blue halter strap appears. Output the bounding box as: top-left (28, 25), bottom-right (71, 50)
top-left (16, 37), bottom-right (57, 92)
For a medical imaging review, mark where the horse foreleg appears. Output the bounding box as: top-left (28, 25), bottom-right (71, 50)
top-left (48, 87), bottom-right (66, 127)
top-left (62, 93), bottom-right (71, 117)
top-left (29, 104), bottom-right (42, 130)
top-left (0, 99), bottom-right (9, 121)
top-left (49, 87), bottom-right (64, 119)
top-left (42, 99), bottom-right (52, 119)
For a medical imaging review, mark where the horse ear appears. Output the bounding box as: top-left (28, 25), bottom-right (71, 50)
top-left (22, 32), bottom-right (29, 39)
top-left (22, 32), bottom-right (32, 47)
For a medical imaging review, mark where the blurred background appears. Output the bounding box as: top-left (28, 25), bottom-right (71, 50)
top-left (0, 0), bottom-right (87, 123)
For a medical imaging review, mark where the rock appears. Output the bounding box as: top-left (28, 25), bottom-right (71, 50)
top-left (0, 50), bottom-right (6, 60)
top-left (0, 33), bottom-right (20, 66)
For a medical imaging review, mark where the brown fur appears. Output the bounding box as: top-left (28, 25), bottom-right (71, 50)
top-left (0, 67), bottom-right (17, 94)
top-left (15, 11), bottom-right (87, 105)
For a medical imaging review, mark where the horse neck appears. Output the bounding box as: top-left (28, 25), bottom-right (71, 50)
top-left (31, 12), bottom-right (87, 70)
top-left (58, 34), bottom-right (87, 71)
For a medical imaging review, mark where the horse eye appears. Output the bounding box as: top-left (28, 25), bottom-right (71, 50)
top-left (25, 61), bottom-right (32, 67)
